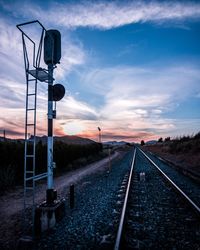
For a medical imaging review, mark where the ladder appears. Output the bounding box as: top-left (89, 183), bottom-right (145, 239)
top-left (23, 71), bottom-right (38, 234)
top-left (23, 68), bottom-right (49, 235)
top-left (17, 20), bottom-right (50, 237)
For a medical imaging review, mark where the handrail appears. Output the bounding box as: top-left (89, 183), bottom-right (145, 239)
top-left (16, 20), bottom-right (46, 32)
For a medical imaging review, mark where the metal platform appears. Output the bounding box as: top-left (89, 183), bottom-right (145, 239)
top-left (28, 68), bottom-right (54, 82)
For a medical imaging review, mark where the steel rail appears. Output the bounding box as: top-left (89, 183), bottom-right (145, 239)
top-left (114, 148), bottom-right (136, 250)
top-left (138, 147), bottom-right (200, 215)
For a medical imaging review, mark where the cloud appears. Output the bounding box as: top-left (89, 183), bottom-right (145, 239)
top-left (0, 15), bottom-right (88, 137)
top-left (54, 38), bottom-right (86, 80)
top-left (0, 18), bottom-right (24, 81)
top-left (58, 95), bottom-right (98, 121)
top-left (78, 130), bottom-right (154, 142)
top-left (77, 63), bottom-right (200, 140)
top-left (83, 64), bottom-right (200, 105)
top-left (38, 62), bottom-right (200, 142)
top-left (0, 127), bottom-right (23, 137)
top-left (0, 77), bottom-right (25, 108)
top-left (4, 1), bottom-right (200, 30)
top-left (0, 1), bottom-right (200, 141)
top-left (196, 92), bottom-right (200, 98)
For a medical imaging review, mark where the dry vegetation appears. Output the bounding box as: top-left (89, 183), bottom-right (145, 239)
top-left (143, 132), bottom-right (200, 175)
top-left (0, 139), bottom-right (103, 194)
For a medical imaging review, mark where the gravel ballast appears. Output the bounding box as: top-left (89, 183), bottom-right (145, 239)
top-left (122, 149), bottom-right (200, 249)
top-left (145, 150), bottom-right (200, 208)
top-left (36, 149), bottom-right (133, 249)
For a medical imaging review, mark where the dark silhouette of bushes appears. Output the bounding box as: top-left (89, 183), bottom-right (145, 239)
top-left (0, 140), bottom-right (24, 190)
top-left (53, 141), bottom-right (103, 173)
top-left (194, 132), bottom-right (200, 140)
top-left (0, 140), bottom-right (102, 192)
top-left (169, 132), bottom-right (200, 154)
top-left (164, 137), bottom-right (170, 142)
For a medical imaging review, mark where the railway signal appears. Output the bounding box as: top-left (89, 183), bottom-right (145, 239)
top-left (17, 20), bottom-right (65, 239)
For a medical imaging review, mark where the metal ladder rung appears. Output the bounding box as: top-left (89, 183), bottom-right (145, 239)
top-left (26, 187), bottom-right (34, 190)
top-left (27, 78), bottom-right (37, 82)
top-left (28, 93), bottom-right (36, 96)
top-left (26, 171), bottom-right (34, 174)
top-left (27, 108), bottom-right (35, 111)
top-left (26, 123), bottom-right (35, 126)
top-left (34, 172), bottom-right (48, 181)
top-left (26, 139), bottom-right (34, 142)
top-left (26, 154), bottom-right (34, 157)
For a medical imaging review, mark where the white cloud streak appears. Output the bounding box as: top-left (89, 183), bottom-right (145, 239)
top-left (54, 38), bottom-right (86, 80)
top-left (6, 1), bottom-right (200, 30)
top-left (58, 95), bottom-right (98, 121)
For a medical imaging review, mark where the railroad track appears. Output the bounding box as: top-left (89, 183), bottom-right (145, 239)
top-left (114, 147), bottom-right (200, 249)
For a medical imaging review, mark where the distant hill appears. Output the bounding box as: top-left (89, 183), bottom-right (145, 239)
top-left (54, 135), bottom-right (96, 145)
top-left (29, 135), bottom-right (97, 145)
top-left (0, 135), bottom-right (97, 145)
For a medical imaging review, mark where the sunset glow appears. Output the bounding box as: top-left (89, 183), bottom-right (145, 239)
top-left (0, 0), bottom-right (200, 143)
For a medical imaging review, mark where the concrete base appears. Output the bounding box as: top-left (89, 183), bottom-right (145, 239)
top-left (34, 198), bottom-right (65, 236)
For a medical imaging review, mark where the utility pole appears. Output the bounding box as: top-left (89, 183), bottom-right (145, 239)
top-left (98, 127), bottom-right (101, 143)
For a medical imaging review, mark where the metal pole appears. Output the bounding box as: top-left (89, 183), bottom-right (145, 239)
top-left (109, 148), bottom-right (111, 172)
top-left (99, 130), bottom-right (101, 143)
top-left (70, 184), bottom-right (75, 209)
top-left (47, 64), bottom-right (54, 190)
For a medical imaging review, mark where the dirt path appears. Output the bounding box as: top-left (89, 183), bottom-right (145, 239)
top-left (0, 151), bottom-right (121, 249)
top-left (0, 152), bottom-right (119, 218)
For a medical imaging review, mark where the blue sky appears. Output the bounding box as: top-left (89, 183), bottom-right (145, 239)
top-left (0, 0), bottom-right (200, 142)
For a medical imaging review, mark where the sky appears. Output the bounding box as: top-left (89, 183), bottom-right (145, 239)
top-left (0, 0), bottom-right (200, 142)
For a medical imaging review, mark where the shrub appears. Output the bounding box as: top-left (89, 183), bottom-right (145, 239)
top-left (169, 132), bottom-right (200, 154)
top-left (0, 165), bottom-right (15, 192)
top-left (0, 140), bottom-right (103, 192)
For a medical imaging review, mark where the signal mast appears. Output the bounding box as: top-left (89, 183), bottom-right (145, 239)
top-left (17, 20), bottom-right (65, 238)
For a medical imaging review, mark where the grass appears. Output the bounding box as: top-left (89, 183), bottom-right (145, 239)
top-left (169, 132), bottom-right (200, 154)
top-left (144, 132), bottom-right (200, 173)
